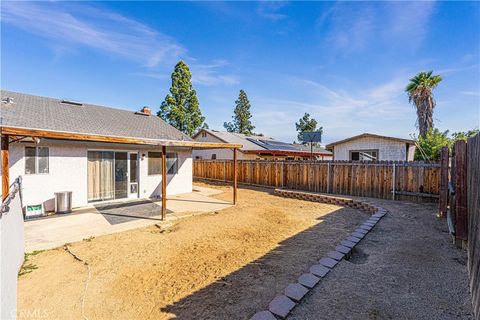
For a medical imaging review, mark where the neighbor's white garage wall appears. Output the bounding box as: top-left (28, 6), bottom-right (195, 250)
top-left (332, 137), bottom-right (414, 161)
top-left (192, 133), bottom-right (254, 160)
top-left (2, 142), bottom-right (192, 211)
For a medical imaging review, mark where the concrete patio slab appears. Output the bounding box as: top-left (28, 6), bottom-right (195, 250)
top-left (25, 186), bottom-right (232, 252)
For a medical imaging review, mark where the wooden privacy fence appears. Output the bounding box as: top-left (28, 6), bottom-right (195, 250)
top-left (193, 160), bottom-right (440, 202)
top-left (438, 134), bottom-right (480, 318)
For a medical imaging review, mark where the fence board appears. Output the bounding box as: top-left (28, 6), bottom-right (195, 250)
top-left (193, 160), bottom-right (440, 202)
top-left (467, 134), bottom-right (480, 318)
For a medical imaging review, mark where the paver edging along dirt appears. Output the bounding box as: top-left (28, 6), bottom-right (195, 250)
top-left (250, 189), bottom-right (388, 320)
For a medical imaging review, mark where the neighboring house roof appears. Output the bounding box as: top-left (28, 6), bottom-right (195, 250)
top-left (193, 129), bottom-right (269, 151)
top-left (0, 90), bottom-right (193, 142)
top-left (326, 133), bottom-right (415, 149)
top-left (292, 144), bottom-right (333, 155)
top-left (193, 129), bottom-right (331, 155)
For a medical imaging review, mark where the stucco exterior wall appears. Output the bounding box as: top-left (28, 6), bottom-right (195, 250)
top-left (2, 141), bottom-right (192, 211)
top-left (192, 133), bottom-right (255, 160)
top-left (0, 184), bottom-right (24, 320)
top-left (332, 137), bottom-right (415, 161)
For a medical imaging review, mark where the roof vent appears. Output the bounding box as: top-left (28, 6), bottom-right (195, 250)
top-left (135, 106), bottom-right (152, 116)
top-left (1, 97), bottom-right (14, 104)
top-left (61, 99), bottom-right (83, 106)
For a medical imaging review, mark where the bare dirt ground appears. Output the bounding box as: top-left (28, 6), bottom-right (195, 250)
top-left (17, 183), bottom-right (365, 320)
top-left (289, 199), bottom-right (474, 320)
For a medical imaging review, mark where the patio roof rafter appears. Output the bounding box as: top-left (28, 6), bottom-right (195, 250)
top-left (0, 126), bottom-right (242, 149)
top-left (1, 125), bottom-right (241, 215)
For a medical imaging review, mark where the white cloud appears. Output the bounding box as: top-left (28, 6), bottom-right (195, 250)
top-left (250, 75), bottom-right (416, 143)
top-left (1, 2), bottom-right (240, 86)
top-left (256, 2), bottom-right (289, 21)
top-left (190, 61), bottom-right (240, 86)
top-left (385, 2), bottom-right (436, 50)
top-left (460, 91), bottom-right (480, 96)
top-left (1, 1), bottom-right (184, 67)
top-left (317, 2), bottom-right (436, 54)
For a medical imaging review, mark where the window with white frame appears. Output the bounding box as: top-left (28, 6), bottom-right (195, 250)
top-left (350, 150), bottom-right (378, 161)
top-left (148, 152), bottom-right (178, 175)
top-left (166, 153), bottom-right (178, 174)
top-left (25, 147), bottom-right (49, 174)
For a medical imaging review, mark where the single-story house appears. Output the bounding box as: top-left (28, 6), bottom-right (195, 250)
top-left (326, 133), bottom-right (416, 161)
top-left (192, 129), bottom-right (332, 160)
top-left (0, 90), bottom-right (240, 215)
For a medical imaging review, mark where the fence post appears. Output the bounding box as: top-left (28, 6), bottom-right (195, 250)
top-left (282, 161), bottom-right (285, 188)
top-left (438, 146), bottom-right (449, 218)
top-left (327, 162), bottom-right (331, 194)
top-left (454, 140), bottom-right (468, 242)
top-left (392, 163), bottom-right (396, 200)
top-left (223, 160), bottom-right (227, 182)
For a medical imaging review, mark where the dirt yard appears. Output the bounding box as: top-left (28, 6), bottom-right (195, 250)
top-left (17, 183), bottom-right (366, 320)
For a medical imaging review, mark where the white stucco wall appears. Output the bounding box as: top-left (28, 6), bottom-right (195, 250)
top-left (1, 141), bottom-right (192, 211)
top-left (332, 137), bottom-right (415, 161)
top-left (0, 184), bottom-right (24, 320)
top-left (192, 133), bottom-right (255, 160)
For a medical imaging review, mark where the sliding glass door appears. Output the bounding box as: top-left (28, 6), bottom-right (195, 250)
top-left (87, 151), bottom-right (114, 201)
top-left (87, 151), bottom-right (136, 202)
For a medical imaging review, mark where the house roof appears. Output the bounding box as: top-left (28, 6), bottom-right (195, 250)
top-left (194, 129), bottom-right (331, 155)
top-left (325, 133), bottom-right (415, 149)
top-left (291, 144), bottom-right (333, 155)
top-left (0, 90), bottom-right (241, 148)
top-left (193, 129), bottom-right (270, 151)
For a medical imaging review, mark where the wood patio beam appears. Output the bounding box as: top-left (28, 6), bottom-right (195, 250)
top-left (1, 135), bottom-right (9, 201)
top-left (161, 146), bottom-right (167, 220)
top-left (233, 148), bottom-right (237, 205)
top-left (0, 126), bottom-right (242, 149)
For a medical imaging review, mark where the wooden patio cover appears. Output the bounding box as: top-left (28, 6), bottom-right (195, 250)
top-left (0, 126), bottom-right (242, 220)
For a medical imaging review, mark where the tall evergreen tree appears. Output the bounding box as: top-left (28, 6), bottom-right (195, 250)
top-left (158, 61), bottom-right (206, 136)
top-left (223, 90), bottom-right (255, 135)
top-left (296, 113), bottom-right (322, 144)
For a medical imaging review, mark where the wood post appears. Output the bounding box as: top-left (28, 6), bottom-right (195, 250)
top-left (233, 148), bottom-right (237, 205)
top-left (161, 146), bottom-right (167, 220)
top-left (1, 135), bottom-right (9, 201)
top-left (454, 140), bottom-right (468, 241)
top-left (392, 163), bottom-right (396, 200)
top-left (327, 162), bottom-right (331, 193)
top-left (438, 146), bottom-right (449, 218)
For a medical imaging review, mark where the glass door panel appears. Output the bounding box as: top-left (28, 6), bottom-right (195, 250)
top-left (129, 153), bottom-right (138, 197)
top-left (87, 151), bottom-right (114, 201)
top-left (114, 152), bottom-right (128, 199)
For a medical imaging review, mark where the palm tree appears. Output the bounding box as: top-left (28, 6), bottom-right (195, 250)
top-left (406, 71), bottom-right (442, 138)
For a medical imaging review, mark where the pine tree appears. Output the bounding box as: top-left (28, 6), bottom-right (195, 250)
top-left (295, 113), bottom-right (322, 144)
top-left (158, 61), bottom-right (206, 136)
top-left (223, 90), bottom-right (255, 135)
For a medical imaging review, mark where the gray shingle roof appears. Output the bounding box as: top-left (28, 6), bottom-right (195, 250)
top-left (195, 129), bottom-right (331, 154)
top-left (0, 90), bottom-right (193, 142)
top-left (198, 130), bottom-right (277, 151)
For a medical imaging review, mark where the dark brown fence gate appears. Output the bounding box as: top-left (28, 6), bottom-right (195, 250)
top-left (440, 134), bottom-right (480, 318)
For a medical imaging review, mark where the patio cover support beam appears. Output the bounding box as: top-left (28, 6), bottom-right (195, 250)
top-left (233, 148), bottom-right (237, 205)
top-left (162, 146), bottom-right (167, 220)
top-left (0, 126), bottom-right (241, 149)
top-left (1, 135), bottom-right (9, 201)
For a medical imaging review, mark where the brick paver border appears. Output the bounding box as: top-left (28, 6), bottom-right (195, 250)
top-left (250, 189), bottom-right (388, 319)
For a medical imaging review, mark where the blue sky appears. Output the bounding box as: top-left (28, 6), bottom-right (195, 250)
top-left (1, 1), bottom-right (479, 144)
